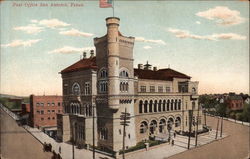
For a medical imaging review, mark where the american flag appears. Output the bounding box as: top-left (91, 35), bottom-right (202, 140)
top-left (99, 0), bottom-right (113, 8)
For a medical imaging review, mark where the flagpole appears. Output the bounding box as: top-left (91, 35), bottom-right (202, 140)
top-left (112, 0), bottom-right (115, 17)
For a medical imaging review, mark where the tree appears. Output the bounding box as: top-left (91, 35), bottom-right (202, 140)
top-left (215, 103), bottom-right (228, 117)
top-left (241, 103), bottom-right (250, 122)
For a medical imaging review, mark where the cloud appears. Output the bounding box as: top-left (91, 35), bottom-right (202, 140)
top-left (13, 24), bottom-right (44, 34)
top-left (196, 21), bottom-right (201, 24)
top-left (59, 28), bottom-right (94, 37)
top-left (167, 28), bottom-right (246, 41)
top-left (31, 19), bottom-right (38, 23)
top-left (135, 37), bottom-right (166, 45)
top-left (143, 46), bottom-right (152, 49)
top-left (38, 19), bottom-right (70, 28)
top-left (48, 46), bottom-right (95, 54)
top-left (1, 39), bottom-right (41, 48)
top-left (212, 33), bottom-right (247, 40)
top-left (196, 6), bottom-right (245, 26)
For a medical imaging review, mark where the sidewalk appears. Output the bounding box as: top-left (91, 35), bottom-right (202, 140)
top-left (125, 130), bottom-right (227, 159)
top-left (23, 125), bottom-right (113, 159)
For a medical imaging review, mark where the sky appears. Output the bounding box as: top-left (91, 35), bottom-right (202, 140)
top-left (0, 0), bottom-right (249, 96)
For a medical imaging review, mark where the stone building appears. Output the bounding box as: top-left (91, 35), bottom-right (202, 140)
top-left (57, 17), bottom-right (202, 152)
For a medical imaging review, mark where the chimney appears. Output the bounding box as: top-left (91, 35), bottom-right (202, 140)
top-left (90, 50), bottom-right (94, 57)
top-left (83, 52), bottom-right (87, 59)
top-left (138, 64), bottom-right (143, 69)
top-left (153, 66), bottom-right (157, 71)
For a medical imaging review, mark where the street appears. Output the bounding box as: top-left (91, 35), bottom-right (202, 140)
top-left (0, 109), bottom-right (52, 159)
top-left (167, 116), bottom-right (250, 159)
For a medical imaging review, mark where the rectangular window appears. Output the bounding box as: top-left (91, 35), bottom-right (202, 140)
top-left (47, 110), bottom-right (50, 113)
top-left (58, 102), bottom-right (60, 106)
top-left (48, 117), bottom-right (50, 120)
top-left (158, 86), bottom-right (163, 93)
top-left (51, 103), bottom-right (55, 106)
top-left (166, 86), bottom-right (171, 92)
top-left (150, 86), bottom-right (155, 92)
top-left (52, 117), bottom-right (55, 120)
top-left (52, 110), bottom-right (55, 113)
top-left (40, 103), bottom-right (44, 106)
top-left (140, 86), bottom-right (146, 92)
top-left (47, 103), bottom-right (50, 106)
top-left (41, 118), bottom-right (44, 121)
top-left (41, 110), bottom-right (44, 114)
top-left (37, 110), bottom-right (40, 114)
top-left (36, 103), bottom-right (40, 106)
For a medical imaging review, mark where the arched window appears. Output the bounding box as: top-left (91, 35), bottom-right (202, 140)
top-left (149, 100), bottom-right (153, 113)
top-left (150, 120), bottom-right (157, 134)
top-left (140, 121), bottom-right (148, 134)
top-left (158, 100), bottom-right (162, 112)
top-left (100, 128), bottom-right (108, 140)
top-left (144, 101), bottom-right (148, 113)
top-left (167, 118), bottom-right (174, 130)
top-left (174, 99), bottom-right (178, 110)
top-left (175, 117), bottom-right (181, 127)
top-left (171, 99), bottom-right (174, 111)
top-left (154, 100), bottom-right (157, 112)
top-left (72, 83), bottom-right (80, 95)
top-left (100, 69), bottom-right (108, 78)
top-left (163, 100), bottom-right (166, 111)
top-left (159, 119), bottom-right (166, 133)
top-left (119, 70), bottom-right (129, 78)
top-left (139, 100), bottom-right (143, 113)
top-left (192, 87), bottom-right (196, 94)
top-left (167, 100), bottom-right (170, 111)
top-left (178, 99), bottom-right (181, 110)
top-left (120, 82), bottom-right (128, 92)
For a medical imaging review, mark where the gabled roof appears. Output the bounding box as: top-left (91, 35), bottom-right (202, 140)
top-left (61, 56), bottom-right (191, 80)
top-left (134, 68), bottom-right (191, 81)
top-left (61, 57), bottom-right (97, 73)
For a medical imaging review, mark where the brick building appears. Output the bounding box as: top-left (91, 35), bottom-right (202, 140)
top-left (226, 95), bottom-right (244, 110)
top-left (30, 95), bottom-right (63, 128)
top-left (57, 17), bottom-right (203, 152)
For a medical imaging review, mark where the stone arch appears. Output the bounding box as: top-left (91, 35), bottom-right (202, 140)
top-left (98, 67), bottom-right (108, 78)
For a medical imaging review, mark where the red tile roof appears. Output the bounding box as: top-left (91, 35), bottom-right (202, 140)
top-left (61, 56), bottom-right (191, 80)
top-left (61, 57), bottom-right (97, 73)
top-left (134, 68), bottom-right (191, 81)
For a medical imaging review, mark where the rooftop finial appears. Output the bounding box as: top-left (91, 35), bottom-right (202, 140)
top-left (83, 51), bottom-right (87, 59)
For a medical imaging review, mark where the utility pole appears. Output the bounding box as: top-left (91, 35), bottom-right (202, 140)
top-left (71, 124), bottom-right (75, 159)
top-left (187, 101), bottom-right (194, 149)
top-left (195, 104), bottom-right (200, 146)
top-left (215, 116), bottom-right (220, 139)
top-left (220, 116), bottom-right (223, 137)
top-left (204, 108), bottom-right (207, 126)
top-left (120, 108), bottom-right (131, 159)
top-left (92, 106), bottom-right (95, 159)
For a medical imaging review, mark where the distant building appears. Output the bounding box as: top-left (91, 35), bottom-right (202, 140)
top-left (29, 95), bottom-right (63, 129)
top-left (226, 95), bottom-right (244, 110)
top-left (21, 103), bottom-right (30, 114)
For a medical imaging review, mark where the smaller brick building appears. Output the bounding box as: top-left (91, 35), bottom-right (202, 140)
top-left (29, 95), bottom-right (63, 128)
top-left (226, 95), bottom-right (244, 111)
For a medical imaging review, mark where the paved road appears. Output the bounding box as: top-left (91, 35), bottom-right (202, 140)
top-left (0, 109), bottom-right (52, 159)
top-left (166, 116), bottom-right (250, 159)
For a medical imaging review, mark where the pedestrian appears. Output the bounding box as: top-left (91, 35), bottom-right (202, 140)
top-left (49, 143), bottom-right (52, 152)
top-left (43, 142), bottom-right (47, 152)
top-left (171, 139), bottom-right (175, 146)
top-left (59, 146), bottom-right (61, 154)
top-left (174, 132), bottom-right (176, 138)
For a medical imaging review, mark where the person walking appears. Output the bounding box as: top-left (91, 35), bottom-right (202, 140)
top-left (171, 139), bottom-right (175, 146)
top-left (59, 146), bottom-right (61, 154)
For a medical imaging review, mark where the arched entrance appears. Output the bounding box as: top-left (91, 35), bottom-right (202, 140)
top-left (149, 120), bottom-right (157, 135)
top-left (159, 119), bottom-right (166, 133)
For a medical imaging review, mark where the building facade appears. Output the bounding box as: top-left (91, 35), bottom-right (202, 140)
top-left (57, 17), bottom-right (203, 152)
top-left (226, 95), bottom-right (244, 110)
top-left (30, 95), bottom-right (63, 128)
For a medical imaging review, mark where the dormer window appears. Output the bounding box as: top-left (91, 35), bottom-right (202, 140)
top-left (72, 83), bottom-right (80, 95)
